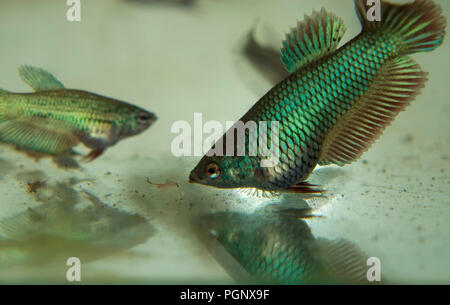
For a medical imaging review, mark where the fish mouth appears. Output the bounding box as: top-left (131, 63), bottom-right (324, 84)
top-left (188, 171), bottom-right (199, 184)
top-left (150, 114), bottom-right (158, 123)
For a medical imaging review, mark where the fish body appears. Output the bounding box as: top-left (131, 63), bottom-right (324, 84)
top-left (190, 0), bottom-right (446, 193)
top-left (0, 66), bottom-right (156, 161)
top-left (194, 211), bottom-right (370, 284)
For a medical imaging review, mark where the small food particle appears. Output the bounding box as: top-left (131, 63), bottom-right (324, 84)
top-left (27, 180), bottom-right (47, 193)
top-left (146, 178), bottom-right (179, 189)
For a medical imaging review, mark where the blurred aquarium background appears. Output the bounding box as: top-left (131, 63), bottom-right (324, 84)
top-left (0, 0), bottom-right (448, 284)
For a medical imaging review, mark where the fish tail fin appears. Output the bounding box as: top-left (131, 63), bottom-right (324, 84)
top-left (355, 0), bottom-right (446, 54)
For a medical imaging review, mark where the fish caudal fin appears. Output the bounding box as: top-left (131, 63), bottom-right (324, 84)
top-left (355, 0), bottom-right (446, 54)
top-left (319, 56), bottom-right (427, 166)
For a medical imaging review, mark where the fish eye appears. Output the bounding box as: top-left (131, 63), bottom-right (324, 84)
top-left (205, 163), bottom-right (221, 179)
top-left (137, 112), bottom-right (154, 123)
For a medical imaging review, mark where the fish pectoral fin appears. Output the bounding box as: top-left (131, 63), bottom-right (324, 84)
top-left (0, 119), bottom-right (79, 155)
top-left (83, 148), bottom-right (105, 162)
top-left (18, 65), bottom-right (65, 91)
top-left (287, 181), bottom-right (325, 194)
top-left (319, 56), bottom-right (427, 166)
top-left (237, 187), bottom-right (281, 199)
top-left (281, 8), bottom-right (347, 73)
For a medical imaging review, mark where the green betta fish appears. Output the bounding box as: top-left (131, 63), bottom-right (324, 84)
top-left (194, 211), bottom-right (371, 284)
top-left (0, 66), bottom-right (156, 161)
top-left (190, 0), bottom-right (446, 194)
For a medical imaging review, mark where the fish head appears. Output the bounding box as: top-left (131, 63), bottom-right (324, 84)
top-left (189, 154), bottom-right (265, 189)
top-left (119, 108), bottom-right (157, 138)
top-left (194, 212), bottom-right (290, 267)
top-left (194, 212), bottom-right (258, 255)
top-left (193, 212), bottom-right (263, 282)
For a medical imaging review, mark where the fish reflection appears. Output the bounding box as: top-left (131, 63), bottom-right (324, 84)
top-left (194, 211), bottom-right (372, 284)
top-left (0, 181), bottom-right (156, 267)
top-left (123, 0), bottom-right (195, 7)
top-left (0, 158), bottom-right (14, 178)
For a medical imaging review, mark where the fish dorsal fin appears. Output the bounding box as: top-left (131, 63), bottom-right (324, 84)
top-left (319, 56), bottom-right (427, 166)
top-left (18, 65), bottom-right (65, 91)
top-left (281, 8), bottom-right (347, 73)
top-left (0, 118), bottom-right (79, 155)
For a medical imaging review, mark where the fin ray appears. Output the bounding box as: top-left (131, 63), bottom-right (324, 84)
top-left (354, 0), bottom-right (446, 54)
top-left (316, 238), bottom-right (371, 284)
top-left (0, 119), bottom-right (79, 155)
top-left (319, 56), bottom-right (427, 166)
top-left (288, 181), bottom-right (325, 194)
top-left (18, 65), bottom-right (65, 91)
top-left (281, 8), bottom-right (347, 73)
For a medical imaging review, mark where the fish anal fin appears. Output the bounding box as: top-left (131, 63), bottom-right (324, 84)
top-left (281, 8), bottom-right (347, 73)
top-left (316, 238), bottom-right (372, 284)
top-left (287, 181), bottom-right (325, 194)
top-left (18, 65), bottom-right (65, 91)
top-left (0, 119), bottom-right (79, 156)
top-left (319, 56), bottom-right (427, 166)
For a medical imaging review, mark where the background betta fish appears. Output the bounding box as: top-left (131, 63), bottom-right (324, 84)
top-left (190, 0), bottom-right (446, 194)
top-left (194, 211), bottom-right (371, 284)
top-left (0, 66), bottom-right (157, 161)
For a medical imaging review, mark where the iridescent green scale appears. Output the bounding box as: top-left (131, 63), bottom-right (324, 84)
top-left (0, 65), bottom-right (156, 160)
top-left (191, 0), bottom-right (445, 193)
top-left (229, 214), bottom-right (320, 284)
top-left (242, 32), bottom-right (393, 188)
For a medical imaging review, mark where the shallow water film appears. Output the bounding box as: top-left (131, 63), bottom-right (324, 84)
top-left (0, 0), bottom-right (448, 284)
